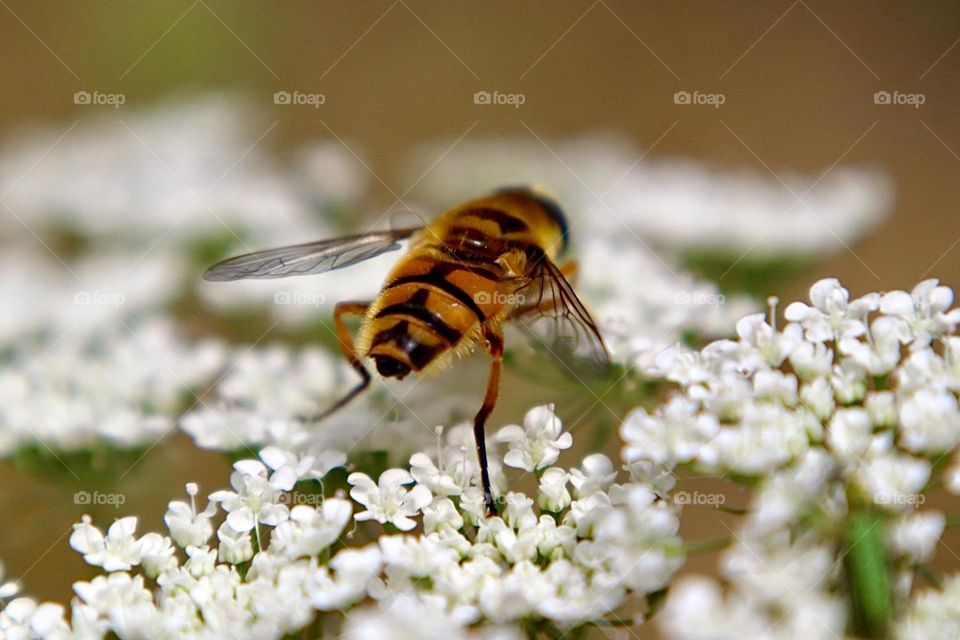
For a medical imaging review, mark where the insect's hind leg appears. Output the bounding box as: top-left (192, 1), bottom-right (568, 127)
top-left (301, 300), bottom-right (372, 423)
top-left (474, 327), bottom-right (504, 516)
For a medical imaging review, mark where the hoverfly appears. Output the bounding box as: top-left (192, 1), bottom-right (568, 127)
top-left (204, 187), bottom-right (609, 514)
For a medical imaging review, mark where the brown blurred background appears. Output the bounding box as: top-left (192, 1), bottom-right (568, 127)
top-left (1, 1), bottom-right (959, 633)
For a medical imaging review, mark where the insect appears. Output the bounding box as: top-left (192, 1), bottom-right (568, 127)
top-left (204, 187), bottom-right (609, 514)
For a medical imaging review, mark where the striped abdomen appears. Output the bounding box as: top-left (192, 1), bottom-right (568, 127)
top-left (358, 253), bottom-right (506, 378)
top-left (356, 192), bottom-right (565, 379)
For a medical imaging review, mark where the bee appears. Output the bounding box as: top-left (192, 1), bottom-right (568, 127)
top-left (204, 187), bottom-right (609, 514)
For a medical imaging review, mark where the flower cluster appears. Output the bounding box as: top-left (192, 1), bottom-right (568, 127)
top-left (0, 406), bottom-right (683, 639)
top-left (618, 278), bottom-right (960, 638)
top-left (0, 318), bottom-right (225, 455)
top-left (408, 135), bottom-right (892, 256)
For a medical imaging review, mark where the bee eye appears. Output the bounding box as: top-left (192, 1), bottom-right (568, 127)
top-left (374, 356), bottom-right (411, 379)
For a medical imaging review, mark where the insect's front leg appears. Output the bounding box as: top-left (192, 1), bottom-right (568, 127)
top-left (301, 300), bottom-right (373, 423)
top-left (474, 326), bottom-right (504, 516)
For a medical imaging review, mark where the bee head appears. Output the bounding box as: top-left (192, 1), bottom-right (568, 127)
top-left (373, 355), bottom-right (411, 379)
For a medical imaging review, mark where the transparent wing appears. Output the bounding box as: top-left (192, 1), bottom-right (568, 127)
top-left (511, 254), bottom-right (610, 371)
top-left (203, 227), bottom-right (422, 282)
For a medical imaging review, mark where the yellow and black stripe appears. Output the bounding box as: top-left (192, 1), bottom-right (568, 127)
top-left (356, 190), bottom-right (567, 379)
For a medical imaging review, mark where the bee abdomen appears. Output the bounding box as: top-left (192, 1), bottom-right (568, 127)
top-left (386, 271), bottom-right (486, 321)
top-left (374, 298), bottom-right (462, 344)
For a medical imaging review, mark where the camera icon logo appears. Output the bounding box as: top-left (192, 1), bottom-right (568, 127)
top-left (274, 91), bottom-right (292, 105)
top-left (74, 490), bottom-right (91, 504)
top-left (673, 91), bottom-right (691, 105)
top-left (873, 91), bottom-right (891, 105)
top-left (474, 90), bottom-right (492, 105)
top-left (73, 91), bottom-right (92, 105)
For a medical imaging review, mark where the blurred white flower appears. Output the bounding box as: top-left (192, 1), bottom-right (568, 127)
top-left (0, 561), bottom-right (20, 601)
top-left (0, 317), bottom-right (224, 455)
top-left (855, 453), bottom-right (930, 511)
top-left (888, 511), bottom-right (945, 563)
top-left (407, 135), bottom-right (891, 257)
top-left (896, 573), bottom-right (960, 639)
top-left (898, 387), bottom-right (960, 453)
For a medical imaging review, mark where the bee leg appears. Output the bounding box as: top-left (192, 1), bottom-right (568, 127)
top-left (301, 301), bottom-right (372, 423)
top-left (474, 327), bottom-right (504, 517)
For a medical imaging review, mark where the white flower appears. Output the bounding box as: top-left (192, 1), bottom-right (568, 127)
top-left (789, 340), bottom-right (834, 381)
top-left (888, 511), bottom-right (945, 563)
top-left (209, 459), bottom-right (296, 532)
top-left (736, 313), bottom-right (802, 366)
top-left (409, 451), bottom-right (464, 496)
top-left (831, 358), bottom-right (868, 404)
top-left (881, 279), bottom-right (960, 349)
top-left (800, 376), bottom-right (835, 421)
top-left (826, 408), bottom-right (873, 462)
top-left (865, 391), bottom-right (897, 428)
top-left (69, 516), bottom-right (142, 572)
top-left (136, 533), bottom-right (177, 578)
top-left (899, 387), bottom-right (960, 453)
top-left (342, 593), bottom-right (474, 640)
top-left (856, 453), bottom-right (930, 510)
top-left (310, 546), bottom-right (383, 611)
top-left (271, 499), bottom-right (353, 558)
top-left (348, 469), bottom-right (432, 531)
top-left (784, 278), bottom-right (878, 343)
top-left (184, 545), bottom-right (217, 578)
top-left (569, 454), bottom-right (617, 498)
top-left (422, 498), bottom-right (465, 534)
top-left (537, 468), bottom-right (572, 512)
top-left (216, 522), bottom-right (254, 564)
top-left (497, 405), bottom-right (571, 472)
top-left (164, 482), bottom-right (217, 548)
top-left (0, 561), bottom-right (20, 601)
top-left (896, 573), bottom-right (960, 638)
top-left (620, 397), bottom-right (719, 466)
top-left (840, 316), bottom-right (902, 375)
top-left (260, 443), bottom-right (346, 482)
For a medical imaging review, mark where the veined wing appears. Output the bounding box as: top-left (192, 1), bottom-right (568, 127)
top-left (511, 252), bottom-right (610, 371)
top-left (203, 227), bottom-right (422, 282)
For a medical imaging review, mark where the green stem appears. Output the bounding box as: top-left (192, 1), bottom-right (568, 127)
top-left (843, 511), bottom-right (891, 638)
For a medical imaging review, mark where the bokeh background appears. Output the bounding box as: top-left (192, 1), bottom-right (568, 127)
top-left (1, 1), bottom-right (959, 635)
